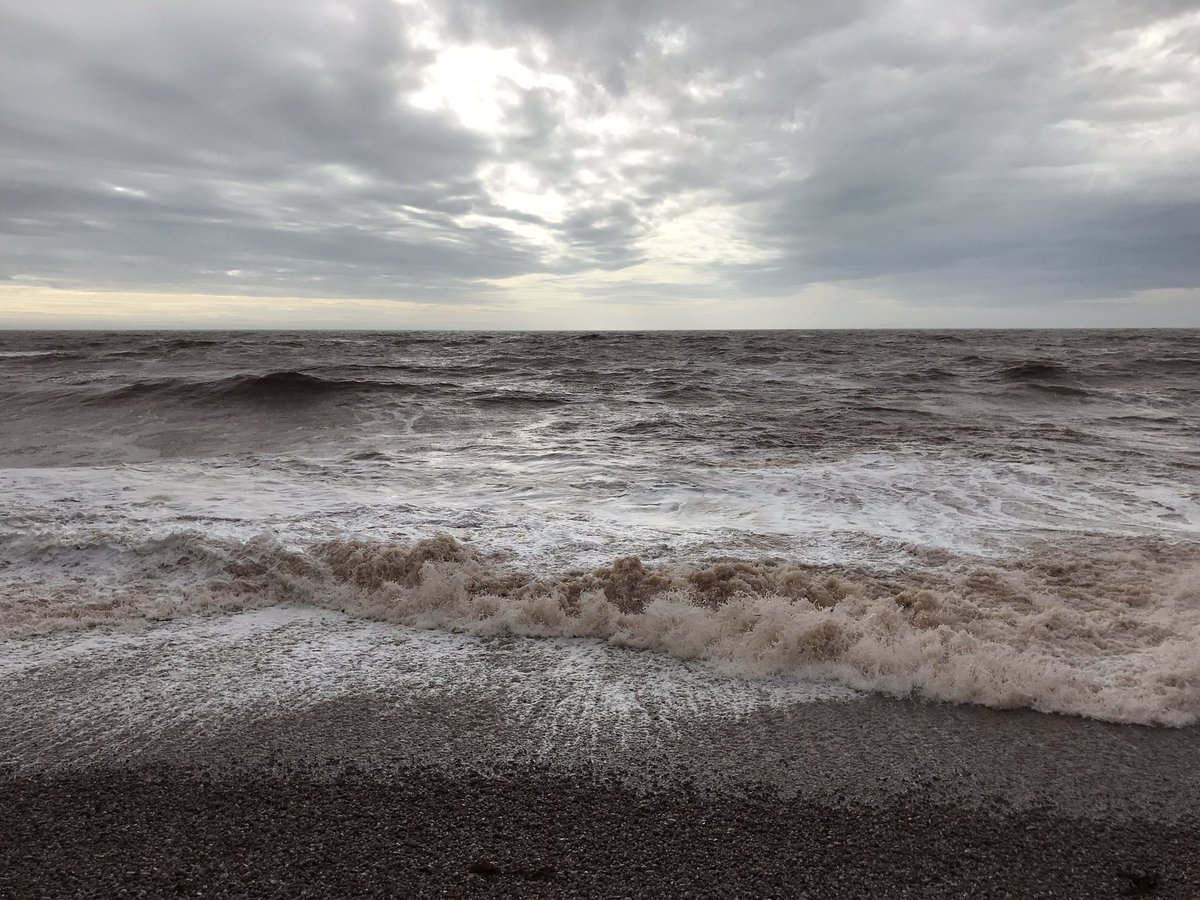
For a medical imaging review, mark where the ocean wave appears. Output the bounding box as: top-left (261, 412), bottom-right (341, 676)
top-left (469, 389), bottom-right (573, 407)
top-left (1155, 355), bottom-right (1200, 370)
top-left (995, 361), bottom-right (1079, 382)
top-left (991, 360), bottom-right (1098, 399)
top-left (650, 385), bottom-right (720, 402)
top-left (1018, 381), bottom-right (1095, 399)
top-left (904, 367), bottom-right (957, 382)
top-left (1, 532), bottom-right (1196, 726)
top-left (1104, 413), bottom-right (1182, 425)
top-left (93, 371), bottom-right (423, 405)
top-left (1095, 355), bottom-right (1200, 377)
top-left (0, 350), bottom-right (80, 361)
top-left (159, 338), bottom-right (223, 351)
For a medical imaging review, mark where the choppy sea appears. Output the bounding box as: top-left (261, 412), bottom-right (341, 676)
top-left (2, 329), bottom-right (1198, 726)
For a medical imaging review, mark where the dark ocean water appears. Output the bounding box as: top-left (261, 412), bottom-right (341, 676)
top-left (1, 330), bottom-right (1198, 724)
top-left (2, 329), bottom-right (1199, 472)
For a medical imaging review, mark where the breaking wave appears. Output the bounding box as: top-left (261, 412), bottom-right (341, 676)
top-left (2, 532), bottom-right (1197, 726)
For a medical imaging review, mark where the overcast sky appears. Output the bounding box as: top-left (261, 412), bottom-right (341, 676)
top-left (1, 0), bottom-right (1198, 328)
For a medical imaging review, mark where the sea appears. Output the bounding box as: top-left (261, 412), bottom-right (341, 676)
top-left (1, 329), bottom-right (1198, 728)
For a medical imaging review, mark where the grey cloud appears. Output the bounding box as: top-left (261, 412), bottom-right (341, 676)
top-left (0, 0), bottom-right (543, 298)
top-left (0, 0), bottom-right (1197, 317)
top-left (437, 0), bottom-right (1199, 305)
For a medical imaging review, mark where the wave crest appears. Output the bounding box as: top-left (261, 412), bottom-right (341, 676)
top-left (2, 532), bottom-right (1197, 726)
top-left (96, 371), bottom-right (414, 405)
top-left (995, 361), bottom-right (1077, 382)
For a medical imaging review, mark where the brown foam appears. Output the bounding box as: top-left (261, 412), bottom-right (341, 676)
top-left (2, 532), bottom-right (1197, 725)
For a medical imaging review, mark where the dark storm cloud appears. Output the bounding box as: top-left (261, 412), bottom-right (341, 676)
top-left (0, 0), bottom-right (1197, 314)
top-left (0, 0), bottom-right (542, 298)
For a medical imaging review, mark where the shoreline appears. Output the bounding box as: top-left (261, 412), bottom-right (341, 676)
top-left (4, 609), bottom-right (1200, 896)
top-left (4, 609), bottom-right (1199, 816)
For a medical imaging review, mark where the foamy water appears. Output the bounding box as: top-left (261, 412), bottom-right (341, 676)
top-left (1, 330), bottom-right (1198, 725)
top-left (0, 606), bottom-right (861, 774)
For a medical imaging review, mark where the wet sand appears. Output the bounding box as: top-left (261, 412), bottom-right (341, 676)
top-left (3, 609), bottom-right (1199, 897)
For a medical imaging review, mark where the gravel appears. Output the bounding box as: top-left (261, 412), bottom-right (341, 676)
top-left (2, 765), bottom-right (1196, 899)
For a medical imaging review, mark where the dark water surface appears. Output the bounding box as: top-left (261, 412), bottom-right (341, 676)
top-left (2, 330), bottom-right (1198, 474)
top-left (1, 330), bottom-right (1197, 724)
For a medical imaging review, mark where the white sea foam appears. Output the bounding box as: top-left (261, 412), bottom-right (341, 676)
top-left (2, 448), bottom-right (1197, 572)
top-left (1, 530), bottom-right (1196, 726)
top-left (0, 606), bottom-right (859, 773)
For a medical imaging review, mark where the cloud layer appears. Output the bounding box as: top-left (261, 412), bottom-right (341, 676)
top-left (1, 0), bottom-right (1198, 325)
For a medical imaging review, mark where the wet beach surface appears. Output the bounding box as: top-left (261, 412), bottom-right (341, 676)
top-left (3, 610), bottom-right (1199, 898)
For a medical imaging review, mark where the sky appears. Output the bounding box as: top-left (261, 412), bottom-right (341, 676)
top-left (1, 0), bottom-right (1198, 329)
